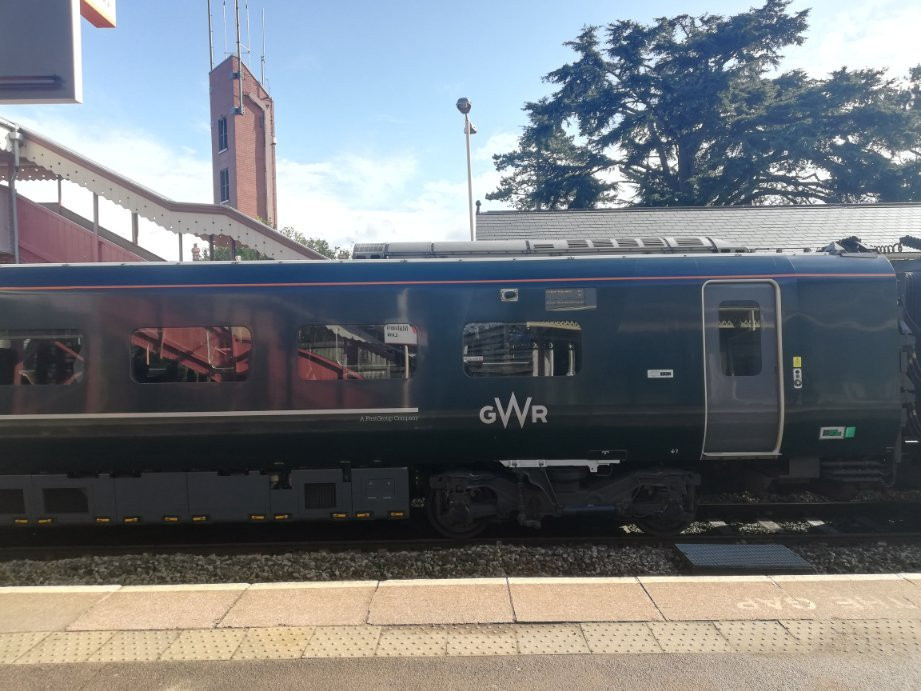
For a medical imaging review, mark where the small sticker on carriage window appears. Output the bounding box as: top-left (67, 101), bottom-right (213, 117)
top-left (647, 369), bottom-right (674, 379)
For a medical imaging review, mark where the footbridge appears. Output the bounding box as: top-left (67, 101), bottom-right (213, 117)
top-left (0, 117), bottom-right (324, 263)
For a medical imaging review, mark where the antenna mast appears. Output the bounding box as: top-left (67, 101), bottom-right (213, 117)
top-left (206, 0), bottom-right (214, 70)
top-left (222, 0), bottom-right (227, 57)
top-left (234, 0), bottom-right (245, 115)
top-left (260, 8), bottom-right (266, 85)
top-left (245, 1), bottom-right (252, 67)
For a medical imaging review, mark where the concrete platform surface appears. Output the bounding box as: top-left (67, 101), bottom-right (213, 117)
top-left (1, 574), bottom-right (920, 665)
top-left (2, 650), bottom-right (921, 691)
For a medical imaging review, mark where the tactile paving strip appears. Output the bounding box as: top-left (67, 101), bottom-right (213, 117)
top-left (303, 626), bottom-right (381, 658)
top-left (447, 625), bottom-right (518, 656)
top-left (714, 621), bottom-right (802, 653)
top-left (87, 630), bottom-right (180, 663)
top-left (0, 633), bottom-right (50, 664)
top-left (515, 624), bottom-right (590, 655)
top-left (648, 622), bottom-right (732, 653)
top-left (846, 619), bottom-right (921, 654)
top-left (580, 623), bottom-right (662, 654)
top-left (14, 631), bottom-right (115, 664)
top-left (779, 620), bottom-right (857, 652)
top-left (779, 619), bottom-right (921, 655)
top-left (376, 626), bottom-right (448, 657)
top-left (233, 627), bottom-right (314, 660)
top-left (159, 629), bottom-right (246, 661)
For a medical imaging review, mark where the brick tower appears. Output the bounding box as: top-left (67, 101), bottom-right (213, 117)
top-left (209, 55), bottom-right (277, 228)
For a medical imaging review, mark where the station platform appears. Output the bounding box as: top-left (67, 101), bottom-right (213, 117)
top-left (1, 573), bottom-right (921, 665)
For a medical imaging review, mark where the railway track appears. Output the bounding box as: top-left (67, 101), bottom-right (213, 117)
top-left (1, 500), bottom-right (920, 561)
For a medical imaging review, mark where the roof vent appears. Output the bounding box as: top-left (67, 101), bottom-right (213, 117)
top-left (567, 239), bottom-right (590, 249)
top-left (351, 243), bottom-right (387, 259)
top-left (591, 239), bottom-right (614, 249)
top-left (640, 238), bottom-right (666, 247)
top-left (616, 238), bottom-right (639, 248)
top-left (675, 237), bottom-right (705, 247)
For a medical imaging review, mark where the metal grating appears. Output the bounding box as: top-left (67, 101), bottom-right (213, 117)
top-left (87, 630), bottom-right (179, 662)
top-left (581, 623), bottom-right (662, 654)
top-left (159, 629), bottom-right (245, 661)
top-left (376, 626), bottom-right (447, 657)
top-left (233, 627), bottom-right (314, 660)
top-left (675, 543), bottom-right (813, 574)
top-left (303, 625), bottom-right (381, 658)
top-left (447, 625), bottom-right (518, 656)
top-left (515, 624), bottom-right (590, 655)
top-left (14, 631), bottom-right (114, 664)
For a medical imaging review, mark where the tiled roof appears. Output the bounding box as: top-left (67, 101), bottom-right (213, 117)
top-left (475, 204), bottom-right (921, 251)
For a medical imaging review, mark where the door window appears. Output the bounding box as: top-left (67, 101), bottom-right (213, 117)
top-left (718, 302), bottom-right (762, 376)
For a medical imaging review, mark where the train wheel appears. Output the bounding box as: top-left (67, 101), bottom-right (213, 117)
top-left (427, 487), bottom-right (491, 539)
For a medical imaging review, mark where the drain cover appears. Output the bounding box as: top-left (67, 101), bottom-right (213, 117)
top-left (675, 543), bottom-right (813, 574)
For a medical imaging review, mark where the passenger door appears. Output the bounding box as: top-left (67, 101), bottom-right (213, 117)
top-left (702, 281), bottom-right (782, 456)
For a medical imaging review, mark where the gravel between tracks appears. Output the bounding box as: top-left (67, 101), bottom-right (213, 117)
top-left (3, 542), bottom-right (921, 586)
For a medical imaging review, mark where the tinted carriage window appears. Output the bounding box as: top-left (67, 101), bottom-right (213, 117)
top-left (297, 324), bottom-right (417, 380)
top-left (131, 326), bottom-right (251, 383)
top-left (463, 322), bottom-right (582, 377)
top-left (0, 330), bottom-right (84, 386)
top-left (718, 302), bottom-right (762, 376)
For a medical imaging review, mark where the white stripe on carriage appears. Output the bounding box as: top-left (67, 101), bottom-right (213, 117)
top-left (0, 408), bottom-right (419, 421)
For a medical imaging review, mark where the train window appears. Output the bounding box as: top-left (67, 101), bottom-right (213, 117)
top-left (130, 326), bottom-right (251, 383)
top-left (463, 322), bottom-right (582, 377)
top-left (0, 330), bottom-right (84, 386)
top-left (718, 302), bottom-right (762, 376)
top-left (297, 324), bottom-right (417, 380)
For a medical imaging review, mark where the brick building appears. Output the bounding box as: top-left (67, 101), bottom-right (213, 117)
top-left (209, 55), bottom-right (277, 228)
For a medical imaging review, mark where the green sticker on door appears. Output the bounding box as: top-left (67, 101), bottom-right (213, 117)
top-left (819, 426), bottom-right (856, 440)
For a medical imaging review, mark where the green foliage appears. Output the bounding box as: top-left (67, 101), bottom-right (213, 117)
top-left (200, 246), bottom-right (270, 261)
top-left (488, 0), bottom-right (921, 208)
top-left (279, 227), bottom-right (351, 259)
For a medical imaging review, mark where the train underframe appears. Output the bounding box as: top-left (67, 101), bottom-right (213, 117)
top-left (0, 451), bottom-right (899, 535)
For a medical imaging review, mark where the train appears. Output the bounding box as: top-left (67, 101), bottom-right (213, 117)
top-left (0, 237), bottom-right (916, 537)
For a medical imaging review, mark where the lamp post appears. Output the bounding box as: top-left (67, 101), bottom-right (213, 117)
top-left (456, 97), bottom-right (476, 241)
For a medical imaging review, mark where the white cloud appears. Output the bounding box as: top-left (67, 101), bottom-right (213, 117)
top-left (788, 0), bottom-right (921, 78)
top-left (473, 132), bottom-right (519, 163)
top-left (275, 132), bottom-right (518, 249)
top-left (8, 112), bottom-right (516, 257)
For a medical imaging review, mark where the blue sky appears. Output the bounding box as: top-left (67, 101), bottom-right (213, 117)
top-left (3, 0), bottom-right (919, 258)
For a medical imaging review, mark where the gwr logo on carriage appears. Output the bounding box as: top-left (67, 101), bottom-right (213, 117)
top-left (479, 393), bottom-right (548, 428)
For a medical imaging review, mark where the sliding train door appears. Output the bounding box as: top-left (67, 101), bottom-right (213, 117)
top-left (702, 281), bottom-right (782, 456)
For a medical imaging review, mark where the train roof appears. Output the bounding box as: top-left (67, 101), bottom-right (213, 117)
top-left (0, 246), bottom-right (895, 292)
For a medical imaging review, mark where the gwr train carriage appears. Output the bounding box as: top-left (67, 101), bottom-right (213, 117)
top-left (0, 238), bottom-right (908, 536)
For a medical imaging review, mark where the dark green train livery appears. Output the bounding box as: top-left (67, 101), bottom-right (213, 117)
top-left (0, 239), bottom-right (911, 535)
